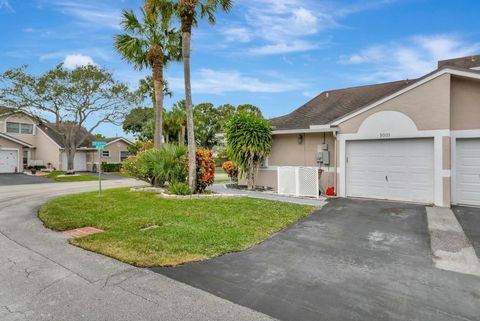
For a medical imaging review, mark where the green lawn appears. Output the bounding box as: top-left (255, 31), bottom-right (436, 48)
top-left (214, 178), bottom-right (231, 183)
top-left (46, 171), bottom-right (99, 182)
top-left (106, 172), bottom-right (134, 178)
top-left (39, 188), bottom-right (314, 267)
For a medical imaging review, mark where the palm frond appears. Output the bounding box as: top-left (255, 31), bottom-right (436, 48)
top-left (121, 9), bottom-right (144, 34)
top-left (114, 34), bottom-right (149, 70)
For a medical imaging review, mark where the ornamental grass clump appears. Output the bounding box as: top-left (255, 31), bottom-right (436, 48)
top-left (225, 112), bottom-right (272, 190)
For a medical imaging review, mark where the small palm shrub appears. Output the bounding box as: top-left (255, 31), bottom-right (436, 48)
top-left (222, 161), bottom-right (238, 181)
top-left (169, 182), bottom-right (191, 195)
top-left (186, 150), bottom-right (215, 193)
top-left (225, 112), bottom-right (272, 190)
top-left (124, 144), bottom-right (187, 187)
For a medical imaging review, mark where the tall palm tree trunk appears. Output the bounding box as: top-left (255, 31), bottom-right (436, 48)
top-left (180, 126), bottom-right (185, 145)
top-left (153, 76), bottom-right (164, 148)
top-left (182, 29), bottom-right (196, 192)
top-left (149, 46), bottom-right (165, 149)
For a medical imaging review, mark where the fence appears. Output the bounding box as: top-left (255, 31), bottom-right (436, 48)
top-left (277, 166), bottom-right (319, 198)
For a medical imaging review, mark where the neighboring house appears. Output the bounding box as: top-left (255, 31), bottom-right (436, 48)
top-left (258, 55), bottom-right (480, 208)
top-left (0, 107), bottom-right (133, 173)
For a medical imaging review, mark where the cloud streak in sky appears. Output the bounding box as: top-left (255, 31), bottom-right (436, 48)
top-left (339, 34), bottom-right (480, 82)
top-left (169, 68), bottom-right (307, 94)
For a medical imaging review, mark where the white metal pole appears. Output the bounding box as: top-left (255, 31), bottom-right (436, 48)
top-left (99, 150), bottom-right (102, 194)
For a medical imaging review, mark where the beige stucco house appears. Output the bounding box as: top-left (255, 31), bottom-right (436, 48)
top-left (256, 55), bottom-right (480, 208)
top-left (0, 107), bottom-right (133, 173)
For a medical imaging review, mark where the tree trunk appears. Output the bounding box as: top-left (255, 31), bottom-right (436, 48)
top-left (180, 126), bottom-right (186, 145)
top-left (153, 68), bottom-right (164, 149)
top-left (182, 30), bottom-right (196, 192)
top-left (66, 148), bottom-right (75, 174)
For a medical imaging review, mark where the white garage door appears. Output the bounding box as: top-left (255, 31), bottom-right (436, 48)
top-left (61, 152), bottom-right (87, 171)
top-left (346, 138), bottom-right (434, 203)
top-left (0, 150), bottom-right (19, 173)
top-left (455, 139), bottom-right (480, 206)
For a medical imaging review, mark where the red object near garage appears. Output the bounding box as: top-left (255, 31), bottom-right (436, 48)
top-left (326, 186), bottom-right (335, 196)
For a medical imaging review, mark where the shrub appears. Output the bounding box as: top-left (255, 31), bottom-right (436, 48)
top-left (222, 161), bottom-right (238, 181)
top-left (169, 182), bottom-right (191, 195)
top-left (123, 152), bottom-right (152, 184)
top-left (186, 149), bottom-right (215, 193)
top-left (128, 140), bottom-right (154, 155)
top-left (225, 112), bottom-right (272, 190)
top-left (124, 144), bottom-right (187, 187)
top-left (101, 162), bottom-right (122, 172)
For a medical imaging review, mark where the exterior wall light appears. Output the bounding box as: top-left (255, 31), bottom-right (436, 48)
top-left (298, 134), bottom-right (304, 145)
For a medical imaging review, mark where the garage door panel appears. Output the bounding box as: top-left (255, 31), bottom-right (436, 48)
top-left (456, 138), bottom-right (480, 206)
top-left (0, 150), bottom-right (19, 173)
top-left (346, 139), bottom-right (434, 203)
top-left (61, 152), bottom-right (87, 171)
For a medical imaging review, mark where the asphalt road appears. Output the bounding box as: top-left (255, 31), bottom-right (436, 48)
top-left (0, 180), bottom-right (273, 321)
top-left (0, 173), bottom-right (54, 185)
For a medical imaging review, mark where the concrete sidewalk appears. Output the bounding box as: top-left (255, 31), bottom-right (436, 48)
top-left (0, 180), bottom-right (273, 321)
top-left (209, 183), bottom-right (328, 207)
top-left (426, 206), bottom-right (480, 276)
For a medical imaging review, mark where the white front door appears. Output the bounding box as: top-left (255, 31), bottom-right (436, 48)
top-left (61, 152), bottom-right (87, 171)
top-left (0, 150), bottom-right (19, 173)
top-left (346, 138), bottom-right (434, 203)
top-left (455, 139), bottom-right (480, 206)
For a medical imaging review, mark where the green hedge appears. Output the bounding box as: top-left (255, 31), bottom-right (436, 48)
top-left (101, 162), bottom-right (122, 172)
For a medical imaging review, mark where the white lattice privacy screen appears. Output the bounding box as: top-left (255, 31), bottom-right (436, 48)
top-left (277, 166), bottom-right (319, 198)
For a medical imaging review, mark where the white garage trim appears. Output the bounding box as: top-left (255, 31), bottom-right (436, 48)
top-left (337, 111), bottom-right (449, 206)
top-left (0, 148), bottom-right (21, 173)
top-left (451, 130), bottom-right (480, 205)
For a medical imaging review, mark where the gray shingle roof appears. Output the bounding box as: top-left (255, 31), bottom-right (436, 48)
top-left (36, 122), bottom-right (97, 148)
top-left (270, 79), bottom-right (415, 130)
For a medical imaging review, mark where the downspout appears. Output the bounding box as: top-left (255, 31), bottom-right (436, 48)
top-left (333, 130), bottom-right (338, 195)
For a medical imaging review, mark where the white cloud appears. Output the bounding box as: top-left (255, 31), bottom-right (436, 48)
top-left (63, 54), bottom-right (96, 69)
top-left (48, 1), bottom-right (121, 29)
top-left (250, 40), bottom-right (318, 55)
top-left (0, 0), bottom-right (13, 11)
top-left (232, 0), bottom-right (393, 55)
top-left (168, 69), bottom-right (307, 94)
top-left (339, 34), bottom-right (480, 82)
top-left (222, 27), bottom-right (253, 43)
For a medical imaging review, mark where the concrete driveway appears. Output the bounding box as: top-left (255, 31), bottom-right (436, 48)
top-left (0, 173), bottom-right (53, 186)
top-left (154, 198), bottom-right (480, 321)
top-left (0, 180), bottom-right (272, 321)
top-left (453, 206), bottom-right (480, 256)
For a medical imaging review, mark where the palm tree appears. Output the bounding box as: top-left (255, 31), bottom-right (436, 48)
top-left (114, 2), bottom-right (181, 148)
top-left (171, 100), bottom-right (187, 145)
top-left (175, 0), bottom-right (233, 192)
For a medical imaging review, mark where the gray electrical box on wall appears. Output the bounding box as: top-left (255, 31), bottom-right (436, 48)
top-left (316, 144), bottom-right (330, 165)
top-left (316, 150), bottom-right (330, 165)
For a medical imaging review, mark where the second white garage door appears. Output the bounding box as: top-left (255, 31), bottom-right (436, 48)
top-left (61, 152), bottom-right (87, 172)
top-left (455, 139), bottom-right (480, 206)
top-left (346, 138), bottom-right (434, 203)
top-left (0, 150), bottom-right (19, 173)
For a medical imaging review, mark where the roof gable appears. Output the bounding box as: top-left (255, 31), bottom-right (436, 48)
top-left (270, 66), bottom-right (480, 131)
top-left (270, 79), bottom-right (414, 131)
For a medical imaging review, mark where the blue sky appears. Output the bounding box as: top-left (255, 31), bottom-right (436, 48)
top-left (1, 0), bottom-right (479, 137)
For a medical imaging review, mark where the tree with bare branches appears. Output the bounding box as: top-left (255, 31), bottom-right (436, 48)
top-left (0, 64), bottom-right (135, 172)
